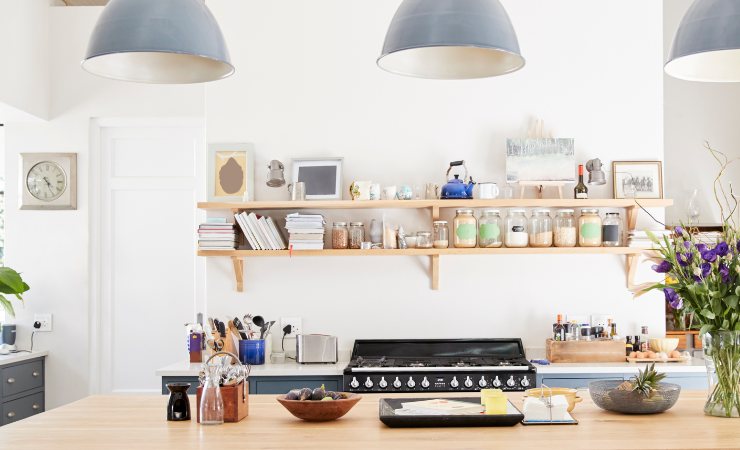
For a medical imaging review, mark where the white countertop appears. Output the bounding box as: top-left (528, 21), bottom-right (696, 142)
top-left (0, 350), bottom-right (48, 368)
top-left (156, 359), bottom-right (348, 377)
top-left (535, 358), bottom-right (708, 375)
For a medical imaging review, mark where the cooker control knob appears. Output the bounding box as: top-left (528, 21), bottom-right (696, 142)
top-left (393, 377), bottom-right (402, 389)
top-left (521, 377), bottom-right (530, 387)
top-left (364, 377), bottom-right (374, 389)
top-left (478, 376), bottom-right (488, 388)
top-left (350, 377), bottom-right (359, 389)
top-left (407, 377), bottom-right (416, 388)
top-left (379, 377), bottom-right (388, 389)
top-left (464, 376), bottom-right (473, 388)
top-left (450, 376), bottom-right (459, 388)
top-left (506, 376), bottom-right (516, 387)
top-left (421, 377), bottom-right (430, 389)
top-left (492, 376), bottom-right (502, 388)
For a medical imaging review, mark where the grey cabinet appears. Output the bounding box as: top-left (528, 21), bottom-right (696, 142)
top-left (161, 375), bottom-right (343, 395)
top-left (2, 392), bottom-right (43, 426)
top-left (0, 357), bottom-right (45, 427)
top-left (537, 372), bottom-right (708, 390)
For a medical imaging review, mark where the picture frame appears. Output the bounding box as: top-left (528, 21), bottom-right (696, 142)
top-left (19, 153), bottom-right (77, 210)
top-left (208, 143), bottom-right (255, 202)
top-left (612, 161), bottom-right (663, 199)
top-left (291, 158), bottom-right (343, 200)
top-left (506, 138), bottom-right (576, 183)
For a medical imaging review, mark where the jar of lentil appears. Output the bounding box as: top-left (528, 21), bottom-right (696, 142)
top-left (505, 209), bottom-right (529, 248)
top-left (433, 221), bottom-right (449, 249)
top-left (478, 209), bottom-right (503, 248)
top-left (416, 231), bottom-right (433, 249)
top-left (578, 209), bottom-right (602, 247)
top-left (602, 212), bottom-right (622, 247)
top-left (528, 209), bottom-right (553, 247)
top-left (453, 209), bottom-right (477, 248)
top-left (554, 209), bottom-right (577, 247)
top-left (332, 222), bottom-right (349, 249)
top-left (349, 222), bottom-right (365, 249)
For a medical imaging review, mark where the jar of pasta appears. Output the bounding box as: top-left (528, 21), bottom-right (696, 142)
top-left (578, 209), bottom-right (602, 247)
top-left (453, 209), bottom-right (477, 248)
top-left (554, 209), bottom-right (577, 247)
top-left (528, 209), bottom-right (553, 247)
top-left (332, 222), bottom-right (349, 249)
top-left (478, 209), bottom-right (503, 248)
top-left (349, 222), bottom-right (365, 249)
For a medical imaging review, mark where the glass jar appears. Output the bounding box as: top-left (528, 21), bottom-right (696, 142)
top-left (433, 221), bottom-right (449, 249)
top-left (505, 209), bottom-right (528, 248)
top-left (349, 222), bottom-right (365, 249)
top-left (554, 209), bottom-right (577, 247)
top-left (602, 213), bottom-right (622, 247)
top-left (199, 365), bottom-right (224, 425)
top-left (453, 209), bottom-right (477, 248)
top-left (478, 209), bottom-right (503, 248)
top-left (332, 222), bottom-right (349, 249)
top-left (416, 231), bottom-right (433, 249)
top-left (578, 209), bottom-right (602, 247)
top-left (528, 209), bottom-right (553, 247)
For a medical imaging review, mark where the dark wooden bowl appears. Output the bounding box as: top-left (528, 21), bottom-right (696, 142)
top-left (276, 393), bottom-right (362, 422)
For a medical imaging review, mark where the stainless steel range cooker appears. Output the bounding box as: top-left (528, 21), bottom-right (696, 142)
top-left (343, 339), bottom-right (537, 393)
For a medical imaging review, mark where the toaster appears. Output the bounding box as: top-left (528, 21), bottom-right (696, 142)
top-left (296, 334), bottom-right (338, 364)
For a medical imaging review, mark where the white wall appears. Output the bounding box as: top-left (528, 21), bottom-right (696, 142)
top-left (664, 0), bottom-right (740, 226)
top-left (205, 0), bottom-right (667, 354)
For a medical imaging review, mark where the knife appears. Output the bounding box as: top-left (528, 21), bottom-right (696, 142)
top-left (233, 317), bottom-right (249, 339)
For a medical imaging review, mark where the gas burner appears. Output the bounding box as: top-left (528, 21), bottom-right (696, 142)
top-left (405, 361), bottom-right (428, 368)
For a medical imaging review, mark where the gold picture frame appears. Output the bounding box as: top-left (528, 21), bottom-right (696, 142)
top-left (207, 143), bottom-right (255, 202)
top-left (612, 160), bottom-right (663, 199)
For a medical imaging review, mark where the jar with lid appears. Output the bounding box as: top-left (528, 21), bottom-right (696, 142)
top-left (578, 209), bottom-right (602, 247)
top-left (416, 231), bottom-right (433, 249)
top-left (332, 222), bottom-right (349, 249)
top-left (349, 222), bottom-right (365, 249)
top-left (453, 209), bottom-right (477, 248)
top-left (433, 221), bottom-right (449, 249)
top-left (505, 209), bottom-right (528, 248)
top-left (554, 209), bottom-right (577, 247)
top-left (478, 209), bottom-right (503, 248)
top-left (528, 209), bottom-right (553, 247)
top-left (602, 213), bottom-right (622, 247)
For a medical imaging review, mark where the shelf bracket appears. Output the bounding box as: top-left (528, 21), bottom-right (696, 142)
top-left (626, 251), bottom-right (663, 294)
top-left (232, 257), bottom-right (244, 292)
top-left (626, 205), bottom-right (639, 231)
top-left (431, 254), bottom-right (440, 290)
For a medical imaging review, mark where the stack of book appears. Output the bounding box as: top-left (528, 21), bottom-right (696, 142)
top-left (628, 229), bottom-right (672, 248)
top-left (198, 219), bottom-right (237, 250)
top-left (285, 213), bottom-right (326, 250)
top-left (234, 211), bottom-right (287, 250)
top-left (694, 231), bottom-right (724, 245)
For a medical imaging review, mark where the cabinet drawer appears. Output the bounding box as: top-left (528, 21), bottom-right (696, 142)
top-left (1, 360), bottom-right (44, 397)
top-left (540, 377), bottom-right (623, 390)
top-left (2, 392), bottom-right (44, 425)
top-left (251, 377), bottom-right (341, 395)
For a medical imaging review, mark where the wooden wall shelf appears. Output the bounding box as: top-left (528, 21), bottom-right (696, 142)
top-left (198, 199), bottom-right (672, 292)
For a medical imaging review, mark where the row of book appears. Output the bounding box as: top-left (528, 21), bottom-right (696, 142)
top-left (628, 229), bottom-right (672, 249)
top-left (286, 213), bottom-right (326, 250)
top-left (198, 219), bottom-right (237, 250)
top-left (234, 211), bottom-right (287, 250)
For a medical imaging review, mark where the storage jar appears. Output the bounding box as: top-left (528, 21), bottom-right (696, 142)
top-left (453, 209), bottom-right (477, 248)
top-left (554, 209), bottom-right (577, 247)
top-left (416, 231), bottom-right (433, 249)
top-left (433, 221), bottom-right (449, 249)
top-left (528, 209), bottom-right (553, 247)
top-left (349, 222), bottom-right (365, 249)
top-left (478, 209), bottom-right (503, 248)
top-left (578, 209), bottom-right (602, 247)
top-left (332, 222), bottom-right (349, 249)
top-left (602, 213), bottom-right (622, 247)
top-left (505, 209), bottom-right (529, 248)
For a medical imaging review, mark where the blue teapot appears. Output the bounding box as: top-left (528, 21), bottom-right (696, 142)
top-left (441, 161), bottom-right (475, 199)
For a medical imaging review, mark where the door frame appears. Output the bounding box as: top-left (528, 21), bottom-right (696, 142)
top-left (88, 117), bottom-right (207, 394)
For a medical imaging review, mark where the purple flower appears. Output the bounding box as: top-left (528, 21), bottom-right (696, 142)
top-left (720, 263), bottom-right (731, 283)
top-left (697, 243), bottom-right (708, 253)
top-left (737, 240), bottom-right (740, 252)
top-left (652, 260), bottom-right (672, 273)
top-left (683, 241), bottom-right (692, 250)
top-left (675, 226), bottom-right (685, 236)
top-left (664, 288), bottom-right (683, 310)
top-left (702, 249), bottom-right (718, 263)
top-left (677, 252), bottom-right (694, 267)
top-left (716, 242), bottom-right (729, 257)
top-left (701, 262), bottom-right (712, 278)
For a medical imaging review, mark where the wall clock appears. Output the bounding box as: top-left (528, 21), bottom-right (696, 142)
top-left (19, 153), bottom-right (77, 210)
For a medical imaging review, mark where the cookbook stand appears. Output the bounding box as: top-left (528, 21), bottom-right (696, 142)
top-left (517, 181), bottom-right (566, 199)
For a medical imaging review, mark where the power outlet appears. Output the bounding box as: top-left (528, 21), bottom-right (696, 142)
top-left (33, 314), bottom-right (52, 332)
top-left (280, 317), bottom-right (302, 336)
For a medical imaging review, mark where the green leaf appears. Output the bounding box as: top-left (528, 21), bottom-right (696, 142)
top-left (700, 324), bottom-right (714, 336)
top-left (0, 268), bottom-right (29, 295)
top-left (646, 230), bottom-right (661, 245)
top-left (0, 294), bottom-right (14, 318)
top-left (736, 286), bottom-right (740, 297)
top-left (702, 309), bottom-right (716, 320)
top-left (726, 295), bottom-right (739, 309)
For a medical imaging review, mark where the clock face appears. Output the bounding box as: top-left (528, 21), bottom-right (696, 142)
top-left (26, 161), bottom-right (67, 201)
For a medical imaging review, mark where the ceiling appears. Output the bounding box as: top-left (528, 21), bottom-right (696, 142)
top-left (56, 0), bottom-right (109, 5)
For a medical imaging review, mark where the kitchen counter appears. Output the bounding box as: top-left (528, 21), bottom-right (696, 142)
top-left (0, 351), bottom-right (48, 368)
top-left (156, 359), bottom-right (348, 377)
top-left (535, 357), bottom-right (708, 374)
top-left (0, 392), bottom-right (737, 449)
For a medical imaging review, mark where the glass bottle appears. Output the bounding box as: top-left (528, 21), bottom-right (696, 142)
top-left (640, 326), bottom-right (650, 352)
top-left (478, 209), bottom-right (503, 248)
top-left (554, 209), bottom-right (577, 247)
top-left (199, 365), bottom-right (224, 425)
top-left (349, 222), bottom-right (365, 249)
top-left (369, 219), bottom-right (382, 244)
top-left (578, 209), bottom-right (602, 247)
top-left (602, 213), bottom-right (622, 247)
top-left (332, 222), bottom-right (349, 249)
top-left (433, 221), bottom-right (449, 249)
top-left (453, 209), bottom-right (477, 248)
top-left (553, 314), bottom-right (565, 341)
top-left (574, 164), bottom-right (588, 199)
top-left (505, 209), bottom-right (528, 248)
top-left (528, 209), bottom-right (553, 247)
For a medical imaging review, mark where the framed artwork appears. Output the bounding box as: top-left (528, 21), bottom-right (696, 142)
top-left (291, 158), bottom-right (343, 200)
top-left (208, 143), bottom-right (255, 202)
top-left (506, 138), bottom-right (576, 183)
top-left (19, 153), bottom-right (77, 210)
top-left (612, 161), bottom-right (663, 199)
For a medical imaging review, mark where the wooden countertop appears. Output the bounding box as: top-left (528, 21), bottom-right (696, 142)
top-left (1, 392), bottom-right (738, 449)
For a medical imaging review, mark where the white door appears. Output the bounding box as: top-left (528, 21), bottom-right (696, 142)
top-left (91, 119), bottom-right (205, 394)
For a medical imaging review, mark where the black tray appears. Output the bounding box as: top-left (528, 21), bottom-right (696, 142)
top-left (379, 397), bottom-right (523, 428)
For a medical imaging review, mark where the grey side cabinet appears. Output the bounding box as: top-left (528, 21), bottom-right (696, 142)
top-left (162, 375), bottom-right (343, 395)
top-left (0, 357), bottom-right (45, 426)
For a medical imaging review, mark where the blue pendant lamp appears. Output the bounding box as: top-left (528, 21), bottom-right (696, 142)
top-left (82, 0), bottom-right (233, 84)
top-left (377, 0), bottom-right (525, 80)
top-left (666, 0), bottom-right (740, 82)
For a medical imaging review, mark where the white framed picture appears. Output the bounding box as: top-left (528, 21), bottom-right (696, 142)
top-left (207, 143), bottom-right (255, 202)
top-left (291, 158), bottom-right (343, 200)
top-left (612, 161), bottom-right (664, 199)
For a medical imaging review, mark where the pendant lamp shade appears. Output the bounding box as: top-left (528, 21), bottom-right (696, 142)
top-left (82, 0), bottom-right (233, 84)
top-left (666, 0), bottom-right (740, 82)
top-left (377, 0), bottom-right (524, 80)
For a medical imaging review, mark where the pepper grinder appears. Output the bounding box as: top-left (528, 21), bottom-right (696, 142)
top-left (166, 383), bottom-right (192, 421)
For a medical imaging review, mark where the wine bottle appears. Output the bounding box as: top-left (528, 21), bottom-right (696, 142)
top-left (574, 165), bottom-right (588, 199)
top-left (553, 314), bottom-right (565, 341)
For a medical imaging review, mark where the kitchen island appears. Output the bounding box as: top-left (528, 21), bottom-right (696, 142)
top-left (0, 392), bottom-right (737, 449)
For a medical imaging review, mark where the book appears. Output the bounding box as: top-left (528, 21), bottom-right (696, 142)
top-left (287, 234), bottom-right (324, 241)
top-left (267, 217), bottom-right (287, 249)
top-left (206, 217), bottom-right (228, 224)
top-left (235, 212), bottom-right (260, 250)
top-left (258, 216), bottom-right (278, 250)
top-left (248, 212), bottom-right (271, 250)
top-left (395, 399), bottom-right (484, 416)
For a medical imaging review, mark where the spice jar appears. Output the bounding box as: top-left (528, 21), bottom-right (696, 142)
top-left (349, 222), bottom-right (365, 249)
top-left (416, 231), bottom-right (433, 249)
top-left (578, 209), bottom-right (602, 247)
top-left (554, 209), bottom-right (577, 247)
top-left (602, 212), bottom-right (622, 247)
top-left (478, 209), bottom-right (503, 248)
top-left (505, 209), bottom-right (528, 248)
top-left (528, 209), bottom-right (553, 247)
top-left (433, 221), bottom-right (449, 249)
top-left (453, 209), bottom-right (477, 248)
top-left (332, 222), bottom-right (349, 249)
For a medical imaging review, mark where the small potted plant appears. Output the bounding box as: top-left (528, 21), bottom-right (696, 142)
top-left (589, 364), bottom-right (681, 414)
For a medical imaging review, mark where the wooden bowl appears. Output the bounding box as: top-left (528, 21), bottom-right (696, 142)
top-left (524, 387), bottom-right (583, 412)
top-left (276, 393), bottom-right (361, 422)
top-left (649, 338), bottom-right (679, 353)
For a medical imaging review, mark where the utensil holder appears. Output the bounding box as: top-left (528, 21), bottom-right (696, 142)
top-left (196, 351), bottom-right (249, 423)
top-left (239, 339), bottom-right (266, 365)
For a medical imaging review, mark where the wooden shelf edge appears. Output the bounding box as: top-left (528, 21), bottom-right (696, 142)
top-left (198, 247), bottom-right (651, 257)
